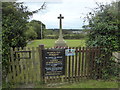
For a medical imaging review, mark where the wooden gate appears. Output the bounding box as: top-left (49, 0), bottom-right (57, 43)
top-left (8, 47), bottom-right (41, 83)
top-left (40, 46), bottom-right (104, 84)
top-left (8, 45), bottom-right (105, 84)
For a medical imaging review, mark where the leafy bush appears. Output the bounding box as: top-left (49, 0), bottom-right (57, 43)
top-left (44, 35), bottom-right (58, 39)
top-left (84, 1), bottom-right (120, 80)
top-left (44, 34), bottom-right (87, 39)
top-left (63, 34), bottom-right (86, 39)
top-left (24, 26), bottom-right (37, 40)
top-left (2, 2), bottom-right (46, 82)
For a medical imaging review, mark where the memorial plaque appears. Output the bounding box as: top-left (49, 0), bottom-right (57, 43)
top-left (42, 49), bottom-right (65, 76)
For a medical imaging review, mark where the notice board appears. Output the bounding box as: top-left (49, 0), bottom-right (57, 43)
top-left (42, 49), bottom-right (65, 76)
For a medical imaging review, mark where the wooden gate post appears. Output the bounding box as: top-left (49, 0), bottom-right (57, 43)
top-left (39, 45), bottom-right (44, 84)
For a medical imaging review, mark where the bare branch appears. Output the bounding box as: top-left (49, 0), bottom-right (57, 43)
top-left (32, 2), bottom-right (46, 14)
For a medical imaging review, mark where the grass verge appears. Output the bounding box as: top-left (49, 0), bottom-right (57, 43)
top-left (34, 80), bottom-right (118, 88)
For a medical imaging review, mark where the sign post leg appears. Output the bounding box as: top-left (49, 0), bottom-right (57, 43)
top-left (39, 45), bottom-right (44, 84)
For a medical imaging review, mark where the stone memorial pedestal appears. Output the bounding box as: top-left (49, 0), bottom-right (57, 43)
top-left (55, 36), bottom-right (67, 47)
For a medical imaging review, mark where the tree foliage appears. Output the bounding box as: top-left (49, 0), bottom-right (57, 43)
top-left (2, 2), bottom-right (46, 79)
top-left (25, 24), bottom-right (37, 40)
top-left (25, 20), bottom-right (46, 40)
top-left (84, 1), bottom-right (119, 80)
top-left (85, 1), bottom-right (119, 51)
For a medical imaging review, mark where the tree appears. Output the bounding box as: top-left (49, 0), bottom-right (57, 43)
top-left (2, 2), bottom-right (46, 79)
top-left (27, 20), bottom-right (46, 39)
top-left (83, 1), bottom-right (119, 79)
top-left (25, 24), bottom-right (37, 40)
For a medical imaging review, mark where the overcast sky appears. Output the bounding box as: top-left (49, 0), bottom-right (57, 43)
top-left (18, 0), bottom-right (116, 29)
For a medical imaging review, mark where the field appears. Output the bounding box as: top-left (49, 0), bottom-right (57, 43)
top-left (27, 39), bottom-right (86, 48)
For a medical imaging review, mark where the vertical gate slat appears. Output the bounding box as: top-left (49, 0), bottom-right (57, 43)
top-left (75, 47), bottom-right (78, 81)
top-left (91, 47), bottom-right (94, 79)
top-left (53, 76), bottom-right (56, 83)
top-left (93, 47), bottom-right (96, 79)
top-left (32, 47), bottom-right (36, 83)
top-left (18, 47), bottom-right (22, 83)
top-left (87, 47), bottom-right (90, 78)
top-left (98, 47), bottom-right (102, 78)
top-left (94, 47), bottom-right (98, 79)
top-left (83, 47), bottom-right (85, 78)
top-left (23, 47), bottom-right (28, 84)
top-left (25, 47), bottom-right (29, 84)
top-left (86, 47), bottom-right (90, 79)
top-left (34, 47), bottom-right (38, 83)
top-left (14, 48), bottom-right (18, 83)
top-left (96, 47), bottom-right (99, 79)
top-left (81, 47), bottom-right (84, 78)
top-left (22, 47), bottom-right (26, 83)
top-left (18, 48), bottom-right (22, 83)
top-left (68, 47), bottom-right (71, 82)
top-left (65, 50), bottom-right (69, 82)
top-left (64, 54), bottom-right (68, 82)
top-left (97, 47), bottom-right (100, 79)
top-left (28, 47), bottom-right (32, 83)
top-left (51, 76), bottom-right (53, 83)
top-left (89, 47), bottom-right (92, 78)
top-left (10, 48), bottom-right (15, 83)
top-left (78, 47), bottom-right (81, 80)
top-left (71, 47), bottom-right (74, 82)
top-left (51, 76), bottom-right (54, 83)
top-left (15, 47), bottom-right (19, 83)
top-left (47, 76), bottom-right (50, 83)
top-left (8, 48), bottom-right (12, 82)
top-left (84, 47), bottom-right (87, 78)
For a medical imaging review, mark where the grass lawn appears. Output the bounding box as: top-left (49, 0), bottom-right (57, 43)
top-left (27, 39), bottom-right (86, 48)
top-left (35, 80), bottom-right (118, 88)
top-left (3, 79), bottom-right (119, 88)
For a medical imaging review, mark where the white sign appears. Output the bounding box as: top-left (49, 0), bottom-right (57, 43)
top-left (65, 49), bottom-right (75, 56)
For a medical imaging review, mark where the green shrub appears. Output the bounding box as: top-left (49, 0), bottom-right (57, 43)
top-left (63, 34), bottom-right (86, 39)
top-left (44, 33), bottom-right (87, 39)
top-left (44, 35), bottom-right (58, 39)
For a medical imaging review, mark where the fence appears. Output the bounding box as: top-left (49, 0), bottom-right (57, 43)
top-left (41, 46), bottom-right (104, 83)
top-left (8, 46), bottom-right (106, 84)
top-left (8, 47), bottom-right (41, 84)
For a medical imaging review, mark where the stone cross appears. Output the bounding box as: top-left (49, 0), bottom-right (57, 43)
top-left (54, 14), bottom-right (67, 47)
top-left (58, 14), bottom-right (64, 38)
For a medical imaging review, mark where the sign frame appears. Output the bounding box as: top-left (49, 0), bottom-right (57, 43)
top-left (42, 49), bottom-right (65, 76)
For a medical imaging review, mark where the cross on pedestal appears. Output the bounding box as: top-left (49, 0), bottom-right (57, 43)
top-left (55, 14), bottom-right (67, 47)
top-left (58, 14), bottom-right (64, 38)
